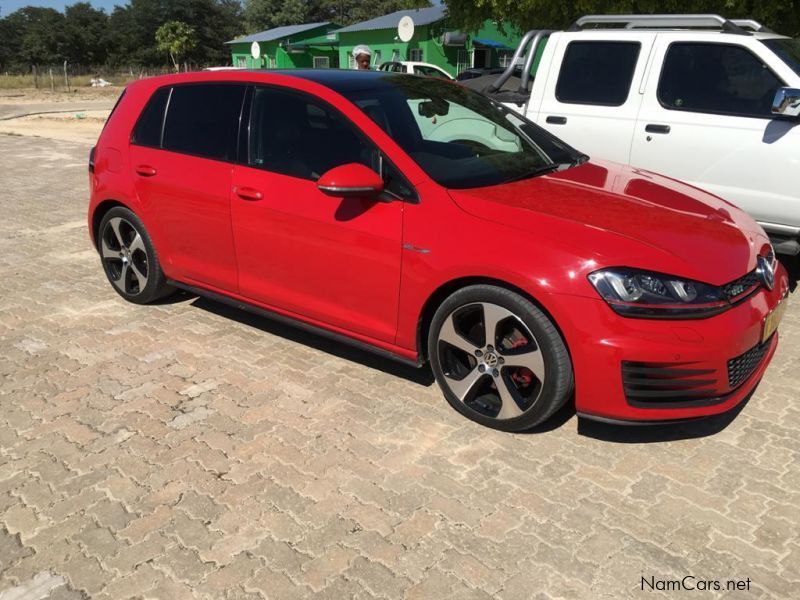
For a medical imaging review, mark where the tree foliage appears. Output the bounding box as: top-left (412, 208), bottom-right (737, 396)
top-left (156, 20), bottom-right (197, 70)
top-left (243, 0), bottom-right (430, 33)
top-left (444, 0), bottom-right (800, 37)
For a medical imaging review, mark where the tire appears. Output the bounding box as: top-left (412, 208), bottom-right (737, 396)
top-left (428, 285), bottom-right (573, 432)
top-left (97, 207), bottom-right (173, 304)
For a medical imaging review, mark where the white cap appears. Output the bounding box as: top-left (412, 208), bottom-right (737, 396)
top-left (352, 45), bottom-right (372, 57)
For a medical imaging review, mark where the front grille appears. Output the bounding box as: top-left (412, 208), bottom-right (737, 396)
top-left (622, 362), bottom-right (718, 406)
top-left (723, 270), bottom-right (760, 300)
top-left (728, 337), bottom-right (772, 388)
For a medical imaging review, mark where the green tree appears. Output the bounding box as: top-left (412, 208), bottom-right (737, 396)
top-left (444, 0), bottom-right (800, 37)
top-left (156, 20), bottom-right (197, 70)
top-left (2, 7), bottom-right (66, 66)
top-left (63, 3), bottom-right (110, 65)
top-left (243, 0), bottom-right (430, 33)
top-left (107, 0), bottom-right (242, 67)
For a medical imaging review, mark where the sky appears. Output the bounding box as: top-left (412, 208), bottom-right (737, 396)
top-left (1, 0), bottom-right (125, 14)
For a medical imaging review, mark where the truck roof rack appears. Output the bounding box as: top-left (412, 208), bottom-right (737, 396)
top-left (568, 14), bottom-right (756, 36)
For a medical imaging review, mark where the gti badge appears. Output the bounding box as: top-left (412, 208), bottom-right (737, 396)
top-left (757, 256), bottom-right (775, 291)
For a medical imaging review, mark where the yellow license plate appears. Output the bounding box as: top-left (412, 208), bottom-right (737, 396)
top-left (762, 297), bottom-right (788, 343)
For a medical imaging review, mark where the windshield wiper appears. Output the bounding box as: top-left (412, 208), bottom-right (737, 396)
top-left (503, 162), bottom-right (561, 184)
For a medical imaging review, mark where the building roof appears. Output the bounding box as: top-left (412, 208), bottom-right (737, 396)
top-left (334, 6), bottom-right (446, 34)
top-left (227, 22), bottom-right (331, 45)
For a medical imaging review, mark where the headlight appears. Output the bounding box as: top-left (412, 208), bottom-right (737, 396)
top-left (588, 268), bottom-right (729, 319)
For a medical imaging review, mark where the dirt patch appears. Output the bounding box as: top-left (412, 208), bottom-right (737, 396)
top-left (0, 110), bottom-right (110, 144)
top-left (0, 87), bottom-right (123, 105)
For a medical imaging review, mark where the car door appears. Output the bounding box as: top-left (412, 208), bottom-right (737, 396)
top-left (229, 85), bottom-right (404, 343)
top-left (129, 83), bottom-right (245, 291)
top-left (630, 36), bottom-right (800, 229)
top-left (534, 34), bottom-right (654, 164)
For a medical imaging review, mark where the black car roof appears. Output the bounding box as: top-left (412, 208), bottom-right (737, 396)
top-left (245, 68), bottom-right (411, 92)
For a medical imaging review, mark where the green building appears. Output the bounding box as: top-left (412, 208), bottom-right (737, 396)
top-left (227, 22), bottom-right (340, 70)
top-left (227, 8), bottom-right (522, 77)
top-left (334, 6), bottom-right (522, 76)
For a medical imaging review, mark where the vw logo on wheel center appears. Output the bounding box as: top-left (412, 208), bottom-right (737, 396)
top-left (483, 352), bottom-right (499, 368)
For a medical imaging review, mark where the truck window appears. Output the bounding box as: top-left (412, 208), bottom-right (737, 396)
top-left (555, 41), bottom-right (641, 106)
top-left (161, 83), bottom-right (246, 161)
top-left (658, 43), bottom-right (784, 119)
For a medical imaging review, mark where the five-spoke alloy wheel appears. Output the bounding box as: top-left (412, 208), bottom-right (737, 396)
top-left (429, 285), bottom-right (573, 431)
top-left (98, 207), bottom-right (172, 304)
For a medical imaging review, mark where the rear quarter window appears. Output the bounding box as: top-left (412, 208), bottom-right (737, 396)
top-left (555, 41), bottom-right (641, 106)
top-left (131, 86), bottom-right (169, 147)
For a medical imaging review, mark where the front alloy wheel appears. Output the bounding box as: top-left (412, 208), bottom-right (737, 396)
top-left (429, 286), bottom-right (573, 431)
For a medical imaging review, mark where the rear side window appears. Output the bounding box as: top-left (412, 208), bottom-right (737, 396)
top-left (162, 84), bottom-right (246, 161)
top-left (658, 43), bottom-right (784, 118)
top-left (556, 41), bottom-right (641, 106)
top-left (131, 87), bottom-right (169, 147)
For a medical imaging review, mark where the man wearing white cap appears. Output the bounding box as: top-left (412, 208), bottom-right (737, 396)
top-left (352, 45), bottom-right (372, 70)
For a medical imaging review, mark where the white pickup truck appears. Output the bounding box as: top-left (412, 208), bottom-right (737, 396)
top-left (478, 14), bottom-right (800, 254)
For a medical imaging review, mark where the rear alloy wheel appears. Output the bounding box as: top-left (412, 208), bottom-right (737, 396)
top-left (98, 207), bottom-right (172, 304)
top-left (429, 286), bottom-right (573, 431)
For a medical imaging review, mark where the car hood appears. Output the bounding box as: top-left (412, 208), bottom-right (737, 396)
top-left (447, 160), bottom-right (768, 286)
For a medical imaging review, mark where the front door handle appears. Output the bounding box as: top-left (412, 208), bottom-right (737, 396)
top-left (645, 124), bottom-right (671, 134)
top-left (135, 165), bottom-right (157, 177)
top-left (235, 186), bottom-right (263, 201)
top-left (546, 116), bottom-right (567, 125)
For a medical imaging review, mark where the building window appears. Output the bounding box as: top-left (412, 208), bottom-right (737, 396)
top-left (372, 50), bottom-right (381, 67)
top-left (391, 50), bottom-right (400, 62)
top-left (457, 50), bottom-right (468, 73)
top-left (236, 57), bottom-right (246, 68)
top-left (313, 56), bottom-right (330, 69)
top-left (348, 53), bottom-right (356, 69)
top-left (498, 50), bottom-right (513, 68)
top-left (408, 48), bottom-right (423, 62)
top-left (268, 56), bottom-right (276, 68)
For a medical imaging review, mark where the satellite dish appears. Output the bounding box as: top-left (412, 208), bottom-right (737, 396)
top-left (398, 16), bottom-right (415, 43)
top-left (250, 41), bottom-right (261, 60)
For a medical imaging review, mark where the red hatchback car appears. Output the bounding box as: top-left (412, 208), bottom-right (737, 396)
top-left (89, 70), bottom-right (789, 431)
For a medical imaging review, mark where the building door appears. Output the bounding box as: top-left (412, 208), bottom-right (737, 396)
top-left (472, 48), bottom-right (491, 68)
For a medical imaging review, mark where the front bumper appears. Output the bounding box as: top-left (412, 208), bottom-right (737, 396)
top-left (551, 264), bottom-right (789, 422)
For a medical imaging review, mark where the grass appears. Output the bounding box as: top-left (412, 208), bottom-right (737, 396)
top-left (0, 72), bottom-right (148, 90)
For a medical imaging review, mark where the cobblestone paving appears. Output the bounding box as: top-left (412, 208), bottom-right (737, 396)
top-left (1, 134), bottom-right (799, 599)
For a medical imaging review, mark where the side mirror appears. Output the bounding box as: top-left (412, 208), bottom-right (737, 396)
top-left (771, 87), bottom-right (800, 119)
top-left (317, 163), bottom-right (384, 197)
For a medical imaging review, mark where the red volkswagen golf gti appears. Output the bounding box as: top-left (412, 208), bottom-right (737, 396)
top-left (88, 70), bottom-right (789, 431)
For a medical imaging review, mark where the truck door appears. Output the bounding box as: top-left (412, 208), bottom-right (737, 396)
top-left (630, 34), bottom-right (800, 231)
top-left (534, 33), bottom-right (654, 164)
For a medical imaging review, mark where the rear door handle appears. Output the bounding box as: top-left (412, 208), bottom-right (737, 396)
top-left (546, 116), bottom-right (567, 125)
top-left (645, 124), bottom-right (671, 134)
top-left (235, 186), bottom-right (263, 201)
top-left (135, 165), bottom-right (157, 177)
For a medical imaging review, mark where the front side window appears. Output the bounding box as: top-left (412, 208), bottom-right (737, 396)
top-left (556, 41), bottom-right (641, 106)
top-left (161, 84), bottom-right (245, 161)
top-left (415, 65), bottom-right (450, 79)
top-left (248, 86), bottom-right (377, 181)
top-left (762, 37), bottom-right (800, 78)
top-left (339, 77), bottom-right (583, 189)
top-left (658, 43), bottom-right (784, 118)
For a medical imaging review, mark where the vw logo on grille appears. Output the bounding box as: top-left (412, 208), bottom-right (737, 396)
top-left (757, 256), bottom-right (775, 291)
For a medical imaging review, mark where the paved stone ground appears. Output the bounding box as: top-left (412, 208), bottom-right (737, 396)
top-left (1, 134), bottom-right (799, 599)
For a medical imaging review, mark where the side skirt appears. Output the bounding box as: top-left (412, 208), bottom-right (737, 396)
top-left (168, 280), bottom-right (423, 369)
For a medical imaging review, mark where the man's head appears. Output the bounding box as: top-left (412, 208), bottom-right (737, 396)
top-left (352, 45), bottom-right (372, 70)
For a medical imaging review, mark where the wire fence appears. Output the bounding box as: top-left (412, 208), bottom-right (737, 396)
top-left (0, 64), bottom-right (196, 90)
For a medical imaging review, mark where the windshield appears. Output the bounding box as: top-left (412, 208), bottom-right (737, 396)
top-left (333, 76), bottom-right (584, 189)
top-left (763, 38), bottom-right (800, 77)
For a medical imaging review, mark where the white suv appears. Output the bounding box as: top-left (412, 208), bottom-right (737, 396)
top-left (487, 15), bottom-right (800, 254)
